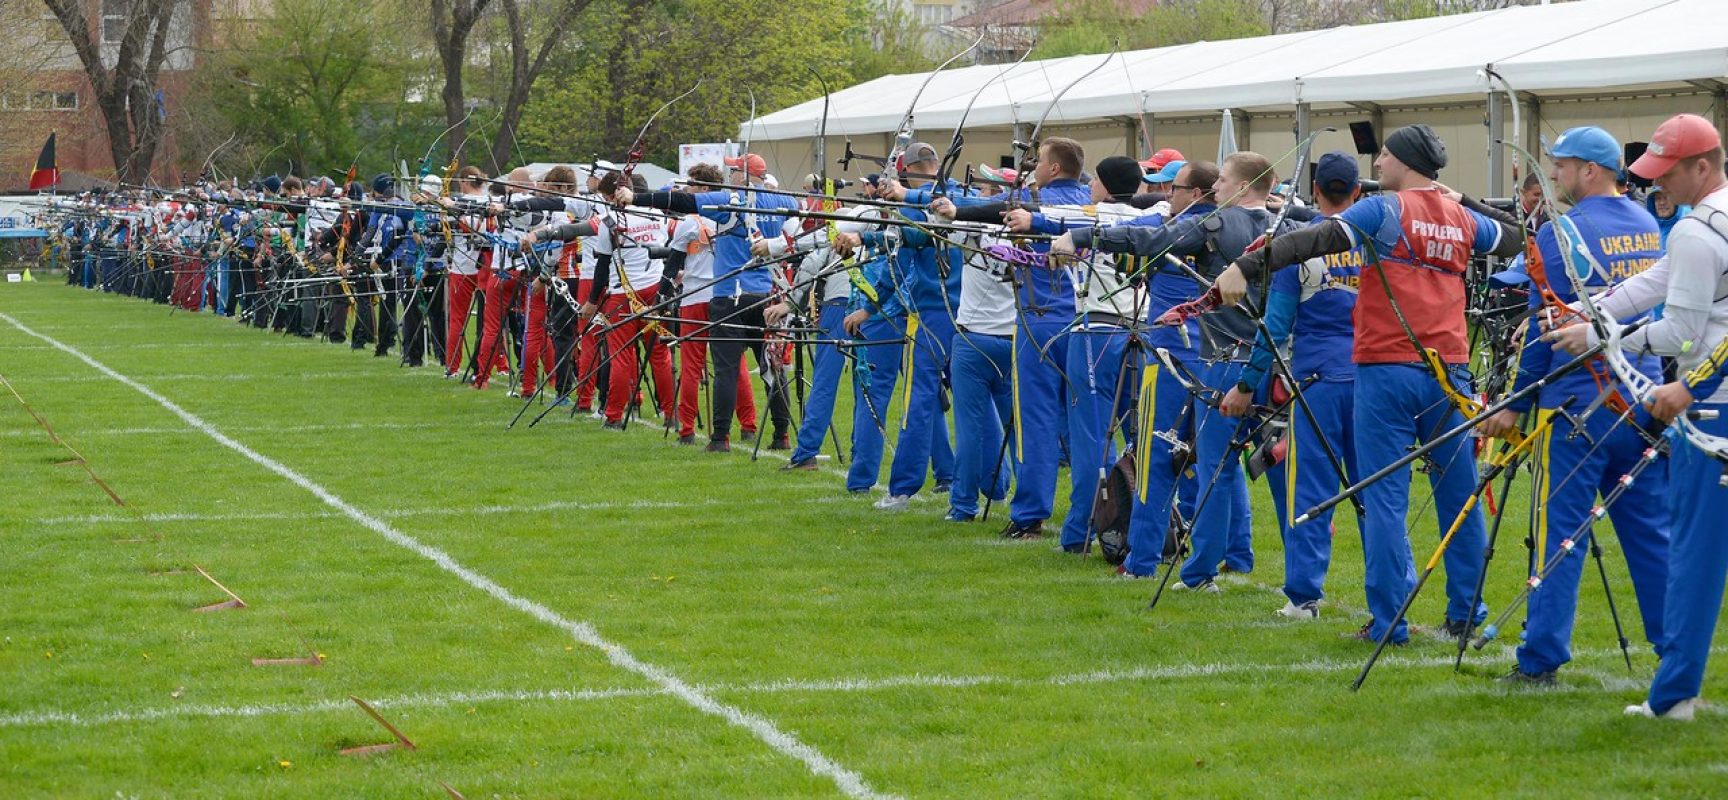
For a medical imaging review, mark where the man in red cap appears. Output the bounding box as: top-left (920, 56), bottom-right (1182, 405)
top-left (1140, 147), bottom-right (1184, 172)
top-left (1546, 113), bottom-right (1728, 720)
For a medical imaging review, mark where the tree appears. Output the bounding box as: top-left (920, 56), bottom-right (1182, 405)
top-left (195, 0), bottom-right (427, 182)
top-left (429, 0), bottom-right (492, 165)
top-left (1031, 0), bottom-right (1268, 59)
top-left (41, 0), bottom-right (195, 183)
top-left (516, 0), bottom-right (862, 169)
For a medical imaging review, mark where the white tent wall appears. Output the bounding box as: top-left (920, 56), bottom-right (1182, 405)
top-left (741, 0), bottom-right (1728, 202)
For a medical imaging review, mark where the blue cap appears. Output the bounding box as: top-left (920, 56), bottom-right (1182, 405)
top-left (1489, 253), bottom-right (1530, 289)
top-left (1142, 160), bottom-right (1186, 185)
top-left (262, 175), bottom-right (282, 194)
top-left (1313, 151), bottom-right (1359, 194)
top-left (1547, 126), bottom-right (1621, 172)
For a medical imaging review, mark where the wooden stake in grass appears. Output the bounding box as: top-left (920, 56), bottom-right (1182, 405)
top-left (439, 781), bottom-right (467, 799)
top-left (339, 695), bottom-right (418, 757)
top-left (190, 564), bottom-right (247, 612)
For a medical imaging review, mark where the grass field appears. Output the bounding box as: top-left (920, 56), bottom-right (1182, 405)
top-left (2, 280), bottom-right (1725, 798)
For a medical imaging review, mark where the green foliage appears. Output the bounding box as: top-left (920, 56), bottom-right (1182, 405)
top-left (195, 0), bottom-right (440, 182)
top-left (517, 0), bottom-right (905, 168)
top-left (1031, 0), bottom-right (1269, 59)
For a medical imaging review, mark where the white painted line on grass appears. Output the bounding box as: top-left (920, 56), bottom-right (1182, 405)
top-left (0, 652), bottom-right (1487, 730)
top-left (40, 495), bottom-right (862, 525)
top-left (0, 311), bottom-right (896, 800)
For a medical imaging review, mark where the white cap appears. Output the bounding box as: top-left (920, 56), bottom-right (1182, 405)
top-left (418, 174), bottom-right (443, 197)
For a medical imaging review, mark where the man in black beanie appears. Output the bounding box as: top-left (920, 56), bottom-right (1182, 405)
top-left (1383, 124), bottom-right (1447, 180)
top-left (1212, 124), bottom-right (1525, 645)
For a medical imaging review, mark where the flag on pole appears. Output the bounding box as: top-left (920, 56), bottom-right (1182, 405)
top-left (28, 132), bottom-right (59, 191)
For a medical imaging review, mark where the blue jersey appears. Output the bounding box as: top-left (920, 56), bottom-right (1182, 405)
top-left (694, 188), bottom-right (799, 298)
top-left (1131, 202), bottom-right (1214, 355)
top-left (1509, 194), bottom-right (1663, 412)
top-left (1243, 217), bottom-right (1363, 388)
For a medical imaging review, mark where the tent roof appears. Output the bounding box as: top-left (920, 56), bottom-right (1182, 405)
top-left (744, 0), bottom-right (1727, 140)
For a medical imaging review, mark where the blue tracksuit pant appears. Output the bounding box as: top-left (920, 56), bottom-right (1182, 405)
top-left (847, 315), bottom-right (904, 492)
top-left (790, 299), bottom-right (850, 464)
top-left (1060, 327), bottom-right (1136, 549)
top-left (1281, 378), bottom-right (1357, 606)
top-left (888, 308), bottom-right (956, 496)
top-left (1647, 405), bottom-right (1728, 713)
top-left (1517, 406), bottom-right (1670, 675)
top-left (950, 330), bottom-right (1013, 519)
top-left (1009, 318), bottom-right (1070, 526)
top-left (1356, 363), bottom-right (1488, 643)
top-left (1122, 348), bottom-right (1200, 577)
top-left (1180, 359), bottom-right (1255, 586)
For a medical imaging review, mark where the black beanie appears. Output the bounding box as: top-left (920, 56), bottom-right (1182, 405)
top-left (1095, 155), bottom-right (1144, 199)
top-left (1385, 124), bottom-right (1447, 179)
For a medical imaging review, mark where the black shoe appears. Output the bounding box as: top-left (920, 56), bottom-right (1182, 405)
top-left (374, 348), bottom-right (390, 358)
top-left (998, 520), bottom-right (1044, 540)
top-left (406, 359), bottom-right (423, 368)
top-left (706, 438), bottom-right (730, 453)
top-left (768, 434), bottom-right (791, 451)
top-left (602, 420), bottom-right (626, 431)
top-left (1441, 619), bottom-right (1477, 641)
top-left (677, 434), bottom-right (697, 446)
top-left (933, 480), bottom-right (952, 494)
top-left (1500, 667), bottom-right (1558, 687)
top-left (737, 429), bottom-right (758, 444)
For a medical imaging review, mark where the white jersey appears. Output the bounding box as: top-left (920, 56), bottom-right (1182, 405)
top-left (1040, 200), bottom-right (1154, 321)
top-left (955, 227), bottom-right (1018, 337)
top-left (593, 209), bottom-right (667, 296)
top-left (667, 214), bottom-right (718, 306)
top-left (1596, 185), bottom-right (1728, 403)
top-left (303, 198), bottom-right (341, 249)
top-left (447, 192), bottom-right (489, 276)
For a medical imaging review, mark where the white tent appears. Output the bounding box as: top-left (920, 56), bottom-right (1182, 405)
top-left (739, 0), bottom-right (1728, 198)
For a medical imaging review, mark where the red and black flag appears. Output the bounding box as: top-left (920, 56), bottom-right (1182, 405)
top-left (28, 132), bottom-right (58, 191)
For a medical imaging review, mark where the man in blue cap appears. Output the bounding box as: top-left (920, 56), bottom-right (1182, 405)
top-left (1479, 126), bottom-right (1671, 685)
top-left (1225, 151), bottom-right (1365, 618)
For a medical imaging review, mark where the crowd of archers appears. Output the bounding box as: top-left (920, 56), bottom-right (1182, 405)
top-left (28, 103), bottom-right (1728, 721)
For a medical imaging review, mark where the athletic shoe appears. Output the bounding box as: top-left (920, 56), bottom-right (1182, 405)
top-left (550, 397), bottom-right (570, 408)
top-left (1057, 542), bottom-right (1086, 554)
top-left (507, 389), bottom-right (524, 398)
top-left (602, 420), bottom-right (626, 431)
top-left (444, 370), bottom-right (459, 380)
top-left (1440, 619), bottom-right (1477, 642)
top-left (1624, 698), bottom-right (1698, 721)
top-left (576, 405), bottom-right (594, 414)
top-left (1276, 600), bottom-right (1320, 619)
top-left (942, 510), bottom-right (975, 522)
top-left (780, 458), bottom-right (819, 472)
top-left (738, 429), bottom-right (758, 444)
top-left (933, 481), bottom-right (952, 494)
top-left (1171, 579), bottom-right (1220, 593)
top-left (873, 494), bottom-right (911, 512)
top-left (768, 434), bottom-right (791, 451)
top-left (677, 434), bottom-right (697, 446)
top-left (1219, 563), bottom-right (1252, 575)
top-left (998, 520), bottom-right (1044, 540)
top-left (1500, 667), bottom-right (1558, 687)
top-left (705, 438), bottom-right (730, 453)
top-left (1115, 565), bottom-right (1152, 579)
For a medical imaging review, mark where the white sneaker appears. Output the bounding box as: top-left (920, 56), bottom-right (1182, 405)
top-left (1172, 579), bottom-right (1220, 593)
top-left (1624, 698), bottom-right (1698, 721)
top-left (1276, 600), bottom-right (1320, 619)
top-left (873, 494), bottom-right (911, 512)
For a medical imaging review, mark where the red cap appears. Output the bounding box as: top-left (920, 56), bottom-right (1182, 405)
top-left (1139, 147), bottom-right (1185, 170)
top-left (1630, 114), bottom-right (1721, 180)
top-left (724, 153), bottom-right (768, 178)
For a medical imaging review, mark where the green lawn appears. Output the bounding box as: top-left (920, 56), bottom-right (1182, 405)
top-left (1, 281), bottom-right (1724, 798)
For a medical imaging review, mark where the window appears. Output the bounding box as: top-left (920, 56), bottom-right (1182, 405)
top-left (914, 3), bottom-right (952, 25)
top-left (1, 91), bottom-right (79, 111)
top-left (102, 0), bottom-right (132, 44)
